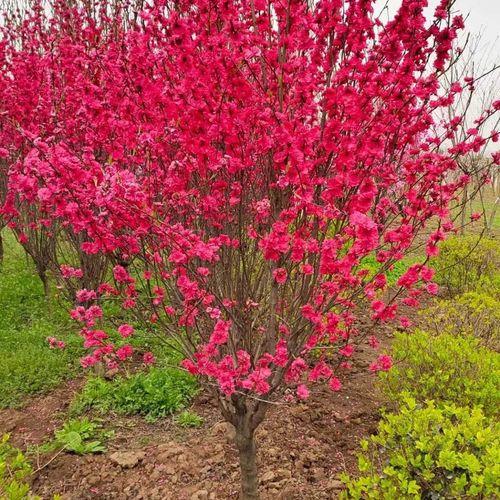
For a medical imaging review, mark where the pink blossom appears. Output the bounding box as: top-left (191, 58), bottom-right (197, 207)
top-left (420, 266), bottom-right (435, 282)
top-left (399, 317), bottom-right (412, 329)
top-left (301, 263), bottom-right (314, 275)
top-left (118, 324), bottom-right (134, 338)
top-left (113, 265), bottom-right (133, 284)
top-left (273, 339), bottom-right (289, 367)
top-left (76, 289), bottom-right (97, 303)
top-left (81, 355), bottom-right (98, 368)
top-left (272, 268), bottom-right (288, 284)
top-left (206, 307), bottom-right (221, 319)
top-left (143, 352), bottom-right (156, 365)
top-left (116, 345), bottom-right (134, 361)
top-left (296, 384), bottom-right (310, 400)
top-left (60, 265), bottom-right (83, 279)
top-left (328, 377), bottom-right (342, 392)
top-left (339, 344), bottom-right (354, 357)
top-left (181, 359), bottom-right (199, 375)
top-left (47, 337), bottom-right (65, 349)
top-left (197, 267), bottom-right (210, 277)
top-left (370, 354), bottom-right (393, 372)
top-left (209, 320), bottom-right (231, 345)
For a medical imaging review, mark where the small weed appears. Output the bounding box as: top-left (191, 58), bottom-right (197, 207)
top-left (175, 410), bottom-right (203, 428)
top-left (43, 418), bottom-right (112, 455)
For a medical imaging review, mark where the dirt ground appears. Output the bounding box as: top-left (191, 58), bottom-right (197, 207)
top-left (0, 327), bottom-right (393, 500)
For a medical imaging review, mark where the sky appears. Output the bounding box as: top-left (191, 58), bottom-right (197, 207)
top-left (454, 0), bottom-right (500, 50)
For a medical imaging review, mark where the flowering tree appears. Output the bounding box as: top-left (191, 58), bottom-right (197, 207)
top-left (1, 0), bottom-right (499, 497)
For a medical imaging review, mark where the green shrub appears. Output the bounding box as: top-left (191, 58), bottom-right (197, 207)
top-left (380, 330), bottom-right (499, 416)
top-left (341, 399), bottom-right (500, 499)
top-left (432, 235), bottom-right (499, 296)
top-left (175, 410), bottom-right (203, 428)
top-left (0, 434), bottom-right (37, 500)
top-left (71, 367), bottom-right (198, 422)
top-left (419, 291), bottom-right (500, 350)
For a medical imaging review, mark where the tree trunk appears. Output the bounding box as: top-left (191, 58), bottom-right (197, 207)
top-left (0, 231), bottom-right (3, 265)
top-left (235, 425), bottom-right (259, 500)
top-left (38, 268), bottom-right (50, 298)
top-left (487, 196), bottom-right (498, 236)
top-left (459, 186), bottom-right (468, 235)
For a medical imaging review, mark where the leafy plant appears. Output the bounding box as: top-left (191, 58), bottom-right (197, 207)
top-left (71, 368), bottom-right (198, 422)
top-left (380, 330), bottom-right (500, 416)
top-left (175, 410), bottom-right (204, 428)
top-left (432, 235), bottom-right (499, 296)
top-left (44, 418), bottom-right (112, 455)
top-left (341, 399), bottom-right (500, 499)
top-left (0, 434), bottom-right (37, 500)
top-left (419, 291), bottom-right (500, 350)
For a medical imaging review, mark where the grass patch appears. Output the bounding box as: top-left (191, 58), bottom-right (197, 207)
top-left (71, 367), bottom-right (198, 422)
top-left (359, 254), bottom-right (419, 286)
top-left (0, 232), bottom-right (82, 408)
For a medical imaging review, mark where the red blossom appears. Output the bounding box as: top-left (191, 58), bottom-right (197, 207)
top-left (143, 352), bottom-right (156, 365)
top-left (116, 345), bottom-right (134, 361)
top-left (272, 268), bottom-right (288, 285)
top-left (117, 324), bottom-right (134, 338)
top-left (296, 384), bottom-right (310, 400)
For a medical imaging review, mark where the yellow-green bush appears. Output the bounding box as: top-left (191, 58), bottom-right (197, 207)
top-left (379, 330), bottom-right (500, 416)
top-left (419, 291), bottom-right (500, 350)
top-left (432, 235), bottom-right (499, 296)
top-left (0, 434), bottom-right (37, 500)
top-left (341, 399), bottom-right (500, 499)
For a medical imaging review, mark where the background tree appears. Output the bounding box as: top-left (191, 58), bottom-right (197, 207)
top-left (438, 33), bottom-right (499, 235)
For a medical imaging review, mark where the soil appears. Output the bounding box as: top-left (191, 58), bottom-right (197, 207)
top-left (0, 326), bottom-right (395, 499)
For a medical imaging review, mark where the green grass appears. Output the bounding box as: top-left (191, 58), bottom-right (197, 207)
top-left (453, 185), bottom-right (499, 236)
top-left (0, 232), bottom-right (83, 408)
top-left (359, 254), bottom-right (419, 286)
